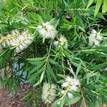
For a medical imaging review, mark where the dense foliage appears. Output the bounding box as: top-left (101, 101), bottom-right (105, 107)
top-left (0, 0), bottom-right (107, 107)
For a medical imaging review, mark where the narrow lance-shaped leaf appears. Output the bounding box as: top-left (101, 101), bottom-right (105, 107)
top-left (94, 0), bottom-right (103, 17)
top-left (76, 63), bottom-right (82, 76)
top-left (86, 0), bottom-right (94, 9)
top-left (33, 70), bottom-right (45, 87)
top-left (102, 0), bottom-right (107, 13)
top-left (27, 57), bottom-right (46, 65)
top-left (47, 63), bottom-right (57, 82)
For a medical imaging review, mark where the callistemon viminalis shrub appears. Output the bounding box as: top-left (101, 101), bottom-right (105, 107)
top-left (0, 30), bottom-right (33, 53)
top-left (1, 0), bottom-right (107, 107)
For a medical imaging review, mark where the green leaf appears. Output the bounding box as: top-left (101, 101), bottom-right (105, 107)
top-left (76, 63), bottom-right (82, 76)
top-left (29, 65), bottom-right (45, 84)
top-left (78, 26), bottom-right (85, 32)
top-left (0, 48), bottom-right (14, 68)
top-left (49, 59), bottom-right (62, 69)
top-left (102, 0), bottom-right (107, 13)
top-left (47, 63), bottom-right (57, 82)
top-left (0, 0), bottom-right (3, 15)
top-left (29, 63), bottom-right (44, 74)
top-left (84, 71), bottom-right (98, 79)
top-left (27, 57), bottom-right (45, 65)
top-left (33, 70), bottom-right (45, 87)
top-left (62, 0), bottom-right (68, 7)
top-left (86, 0), bottom-right (94, 9)
top-left (52, 99), bottom-right (65, 107)
top-left (94, 0), bottom-right (103, 17)
top-left (65, 96), bottom-right (81, 106)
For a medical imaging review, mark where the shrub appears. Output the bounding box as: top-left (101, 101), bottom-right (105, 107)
top-left (0, 0), bottom-right (107, 107)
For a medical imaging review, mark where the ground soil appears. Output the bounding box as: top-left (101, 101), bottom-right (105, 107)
top-left (0, 84), bottom-right (31, 107)
top-left (0, 88), bottom-right (25, 107)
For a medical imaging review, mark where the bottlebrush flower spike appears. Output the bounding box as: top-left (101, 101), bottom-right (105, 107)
top-left (37, 22), bottom-right (57, 40)
top-left (13, 31), bottom-right (33, 53)
top-left (53, 36), bottom-right (68, 48)
top-left (0, 30), bottom-right (33, 53)
top-left (0, 32), bottom-right (17, 48)
top-left (61, 76), bottom-right (80, 99)
top-left (89, 29), bottom-right (102, 46)
top-left (42, 83), bottom-right (56, 104)
top-left (62, 76), bottom-right (80, 91)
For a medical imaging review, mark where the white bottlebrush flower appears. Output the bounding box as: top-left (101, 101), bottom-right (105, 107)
top-left (15, 31), bottom-right (33, 52)
top-left (62, 76), bottom-right (80, 92)
top-left (0, 34), bottom-right (17, 48)
top-left (61, 81), bottom-right (69, 88)
top-left (104, 67), bottom-right (107, 71)
top-left (53, 41), bottom-right (59, 47)
top-left (0, 30), bottom-right (33, 53)
top-left (71, 85), bottom-right (78, 91)
top-left (89, 29), bottom-right (102, 46)
top-left (58, 36), bottom-right (68, 48)
top-left (37, 22), bottom-right (57, 40)
top-left (71, 78), bottom-right (80, 86)
top-left (53, 36), bottom-right (68, 48)
top-left (67, 92), bottom-right (73, 99)
top-left (42, 83), bottom-right (56, 104)
top-left (61, 76), bottom-right (80, 99)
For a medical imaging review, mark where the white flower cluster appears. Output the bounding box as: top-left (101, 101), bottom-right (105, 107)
top-left (61, 76), bottom-right (80, 99)
top-left (0, 32), bottom-right (16, 48)
top-left (89, 29), bottom-right (102, 46)
top-left (54, 36), bottom-right (68, 48)
top-left (42, 83), bottom-right (56, 104)
top-left (37, 22), bottom-right (57, 40)
top-left (0, 30), bottom-right (33, 53)
top-left (36, 21), bottom-right (68, 48)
